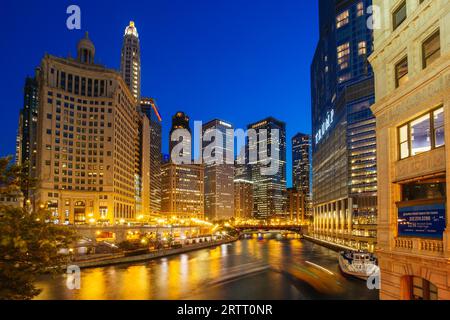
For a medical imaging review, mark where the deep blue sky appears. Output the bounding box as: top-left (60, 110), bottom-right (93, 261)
top-left (0, 0), bottom-right (318, 187)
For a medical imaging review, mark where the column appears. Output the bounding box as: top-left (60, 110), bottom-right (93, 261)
top-left (330, 202), bottom-right (335, 236)
top-left (348, 197), bottom-right (353, 235)
top-left (334, 201), bottom-right (338, 235)
top-left (289, 192), bottom-right (293, 221)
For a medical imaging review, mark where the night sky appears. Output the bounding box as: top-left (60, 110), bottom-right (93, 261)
top-left (0, 0), bottom-right (318, 187)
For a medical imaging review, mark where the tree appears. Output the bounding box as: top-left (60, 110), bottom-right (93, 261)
top-left (0, 156), bottom-right (77, 300)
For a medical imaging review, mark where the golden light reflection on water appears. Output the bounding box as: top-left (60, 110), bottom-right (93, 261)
top-left (36, 237), bottom-right (375, 300)
top-left (120, 266), bottom-right (150, 300)
top-left (77, 269), bottom-right (107, 300)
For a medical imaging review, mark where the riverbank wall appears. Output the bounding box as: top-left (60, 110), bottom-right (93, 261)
top-left (70, 236), bottom-right (238, 269)
top-left (302, 234), bottom-right (355, 252)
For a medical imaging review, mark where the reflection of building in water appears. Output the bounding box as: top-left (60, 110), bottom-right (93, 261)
top-left (369, 0), bottom-right (450, 300)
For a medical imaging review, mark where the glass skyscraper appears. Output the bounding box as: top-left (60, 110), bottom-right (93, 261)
top-left (247, 117), bottom-right (286, 219)
top-left (202, 119), bottom-right (235, 221)
top-left (311, 0), bottom-right (377, 252)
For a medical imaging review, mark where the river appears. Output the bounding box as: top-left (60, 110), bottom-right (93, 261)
top-left (35, 236), bottom-right (379, 300)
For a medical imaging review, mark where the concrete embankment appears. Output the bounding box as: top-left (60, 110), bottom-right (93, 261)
top-left (70, 237), bottom-right (238, 269)
top-left (302, 234), bottom-right (355, 252)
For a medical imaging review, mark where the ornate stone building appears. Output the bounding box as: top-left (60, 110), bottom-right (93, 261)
top-left (369, 0), bottom-right (450, 300)
top-left (34, 33), bottom-right (148, 224)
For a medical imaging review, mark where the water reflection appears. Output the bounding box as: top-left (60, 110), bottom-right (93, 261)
top-left (35, 237), bottom-right (378, 300)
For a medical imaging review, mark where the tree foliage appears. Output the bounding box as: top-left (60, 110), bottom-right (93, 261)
top-left (0, 156), bottom-right (77, 300)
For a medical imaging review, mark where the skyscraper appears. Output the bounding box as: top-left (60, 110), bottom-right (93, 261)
top-left (169, 111), bottom-right (191, 162)
top-left (161, 163), bottom-right (204, 220)
top-left (120, 21), bottom-right (141, 102)
top-left (135, 111), bottom-right (151, 220)
top-left (140, 98), bottom-right (163, 216)
top-left (234, 179), bottom-right (253, 219)
top-left (33, 33), bottom-right (144, 224)
top-left (311, 0), bottom-right (377, 252)
top-left (292, 133), bottom-right (312, 218)
top-left (292, 133), bottom-right (310, 192)
top-left (202, 119), bottom-right (234, 221)
top-left (247, 117), bottom-right (286, 219)
top-left (16, 76), bottom-right (39, 181)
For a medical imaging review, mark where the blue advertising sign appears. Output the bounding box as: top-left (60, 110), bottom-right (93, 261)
top-left (398, 204), bottom-right (446, 239)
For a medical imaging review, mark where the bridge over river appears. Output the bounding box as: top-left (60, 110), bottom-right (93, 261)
top-left (72, 224), bottom-right (213, 244)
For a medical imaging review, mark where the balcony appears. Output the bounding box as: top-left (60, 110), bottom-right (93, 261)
top-left (394, 237), bottom-right (444, 257)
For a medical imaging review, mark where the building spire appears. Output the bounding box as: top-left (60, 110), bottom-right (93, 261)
top-left (121, 20), bottom-right (141, 101)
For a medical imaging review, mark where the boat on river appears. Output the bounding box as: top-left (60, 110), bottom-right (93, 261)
top-left (338, 250), bottom-right (379, 280)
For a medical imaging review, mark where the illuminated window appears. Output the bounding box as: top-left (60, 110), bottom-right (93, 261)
top-left (336, 10), bottom-right (349, 28)
top-left (337, 42), bottom-right (350, 69)
top-left (357, 2), bottom-right (364, 16)
top-left (410, 114), bottom-right (431, 156)
top-left (398, 107), bottom-right (444, 160)
top-left (358, 41), bottom-right (367, 55)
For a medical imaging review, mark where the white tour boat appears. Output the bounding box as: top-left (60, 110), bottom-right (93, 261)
top-left (338, 250), bottom-right (379, 280)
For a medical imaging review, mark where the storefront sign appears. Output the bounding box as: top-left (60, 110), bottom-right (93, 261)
top-left (398, 203), bottom-right (446, 239)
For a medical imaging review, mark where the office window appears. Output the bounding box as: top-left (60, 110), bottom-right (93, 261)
top-left (399, 124), bottom-right (409, 159)
top-left (337, 42), bottom-right (350, 69)
top-left (422, 30), bottom-right (440, 68)
top-left (395, 57), bottom-right (408, 88)
top-left (357, 2), bottom-right (364, 16)
top-left (398, 107), bottom-right (444, 159)
top-left (336, 10), bottom-right (349, 28)
top-left (410, 114), bottom-right (431, 156)
top-left (358, 41), bottom-right (367, 55)
top-left (393, 1), bottom-right (407, 30)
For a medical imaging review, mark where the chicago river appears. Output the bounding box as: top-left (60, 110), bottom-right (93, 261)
top-left (35, 237), bottom-right (378, 300)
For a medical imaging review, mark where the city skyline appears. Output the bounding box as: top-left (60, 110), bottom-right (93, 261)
top-left (1, 0), bottom-right (450, 303)
top-left (0, 0), bottom-right (318, 188)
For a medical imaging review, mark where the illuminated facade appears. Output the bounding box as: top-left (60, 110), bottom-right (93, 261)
top-left (311, 0), bottom-right (377, 252)
top-left (287, 187), bottom-right (305, 223)
top-left (120, 21), bottom-right (141, 102)
top-left (135, 111), bottom-right (151, 221)
top-left (34, 33), bottom-right (143, 224)
top-left (369, 0), bottom-right (450, 300)
top-left (248, 117), bottom-right (286, 219)
top-left (292, 133), bottom-right (312, 217)
top-left (202, 119), bottom-right (234, 221)
top-left (234, 179), bottom-right (253, 219)
top-left (161, 163), bottom-right (204, 220)
top-left (140, 98), bottom-right (162, 216)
